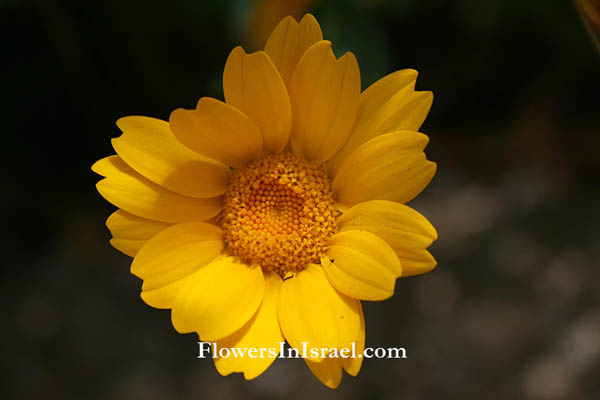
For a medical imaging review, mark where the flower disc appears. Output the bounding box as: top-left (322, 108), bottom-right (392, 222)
top-left (221, 153), bottom-right (337, 275)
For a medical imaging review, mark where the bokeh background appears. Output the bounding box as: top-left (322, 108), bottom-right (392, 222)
top-left (3, 0), bottom-right (599, 398)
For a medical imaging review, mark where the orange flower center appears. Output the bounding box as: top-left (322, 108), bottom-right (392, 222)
top-left (221, 153), bottom-right (338, 275)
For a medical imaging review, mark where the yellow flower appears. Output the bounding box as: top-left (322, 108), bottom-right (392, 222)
top-left (92, 14), bottom-right (437, 388)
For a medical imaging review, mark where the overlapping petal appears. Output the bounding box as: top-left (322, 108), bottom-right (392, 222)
top-left (131, 222), bottom-right (223, 291)
top-left (106, 210), bottom-right (171, 240)
top-left (214, 273), bottom-right (283, 380)
top-left (337, 200), bottom-right (437, 248)
top-left (305, 358), bottom-right (343, 389)
top-left (328, 69), bottom-right (433, 175)
top-left (109, 238), bottom-right (146, 257)
top-left (322, 230), bottom-right (401, 301)
top-left (341, 306), bottom-right (365, 376)
top-left (264, 13), bottom-right (323, 86)
top-left (112, 116), bottom-right (230, 198)
top-left (106, 210), bottom-right (171, 257)
top-left (141, 279), bottom-right (187, 310)
top-left (278, 264), bottom-right (362, 362)
top-left (337, 200), bottom-right (438, 277)
top-left (304, 301), bottom-right (364, 388)
top-left (171, 256), bottom-right (265, 341)
top-left (332, 131), bottom-right (436, 206)
top-left (92, 156), bottom-right (223, 223)
top-left (223, 47), bottom-right (292, 153)
top-left (394, 247), bottom-right (438, 277)
top-left (288, 40), bottom-right (360, 163)
top-left (169, 97), bottom-right (263, 167)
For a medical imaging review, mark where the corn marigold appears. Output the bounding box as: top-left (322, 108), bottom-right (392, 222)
top-left (92, 14), bottom-right (437, 388)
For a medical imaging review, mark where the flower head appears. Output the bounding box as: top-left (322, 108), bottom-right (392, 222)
top-left (92, 14), bottom-right (437, 388)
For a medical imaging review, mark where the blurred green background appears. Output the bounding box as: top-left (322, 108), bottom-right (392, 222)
top-left (2, 0), bottom-right (599, 398)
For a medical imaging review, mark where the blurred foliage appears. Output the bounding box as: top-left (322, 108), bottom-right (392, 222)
top-left (576, 0), bottom-right (600, 51)
top-left (2, 0), bottom-right (599, 399)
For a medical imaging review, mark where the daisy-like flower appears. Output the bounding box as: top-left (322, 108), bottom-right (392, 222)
top-left (92, 14), bottom-right (437, 388)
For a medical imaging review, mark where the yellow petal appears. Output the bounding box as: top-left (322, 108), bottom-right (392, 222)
top-left (328, 69), bottom-right (433, 175)
top-left (332, 131), bottom-right (436, 206)
top-left (109, 238), bottom-right (145, 257)
top-left (141, 279), bottom-right (187, 310)
top-left (341, 303), bottom-right (365, 376)
top-left (92, 156), bottom-right (222, 223)
top-left (337, 200), bottom-right (437, 252)
top-left (112, 116), bottom-right (230, 198)
top-left (214, 273), bottom-right (283, 380)
top-left (305, 302), bottom-right (365, 387)
top-left (322, 230), bottom-right (401, 301)
top-left (169, 97), bottom-right (263, 167)
top-left (106, 210), bottom-right (171, 240)
top-left (397, 247), bottom-right (438, 277)
top-left (278, 264), bottom-right (361, 362)
top-left (106, 210), bottom-right (171, 257)
top-left (131, 222), bottom-right (223, 291)
top-left (305, 357), bottom-right (342, 389)
top-left (336, 200), bottom-right (437, 277)
top-left (171, 257), bottom-right (265, 341)
top-left (223, 47), bottom-right (292, 153)
top-left (288, 40), bottom-right (361, 163)
top-left (264, 14), bottom-right (323, 86)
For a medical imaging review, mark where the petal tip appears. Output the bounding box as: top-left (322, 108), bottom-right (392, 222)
top-left (91, 160), bottom-right (102, 175)
top-left (300, 13), bottom-right (317, 23)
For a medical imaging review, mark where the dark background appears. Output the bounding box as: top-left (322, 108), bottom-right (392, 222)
top-left (2, 0), bottom-right (599, 398)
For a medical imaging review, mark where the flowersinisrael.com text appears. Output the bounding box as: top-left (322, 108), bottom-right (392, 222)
top-left (197, 342), bottom-right (407, 360)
